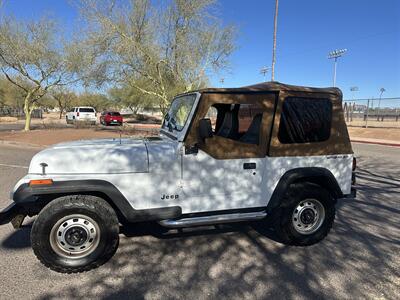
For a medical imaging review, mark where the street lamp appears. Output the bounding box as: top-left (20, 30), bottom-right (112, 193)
top-left (328, 48), bottom-right (347, 87)
top-left (260, 66), bottom-right (270, 82)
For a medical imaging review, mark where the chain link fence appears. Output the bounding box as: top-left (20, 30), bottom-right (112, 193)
top-left (343, 97), bottom-right (400, 128)
top-left (0, 107), bottom-right (43, 119)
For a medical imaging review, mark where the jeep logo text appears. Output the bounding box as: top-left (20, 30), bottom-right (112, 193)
top-left (161, 194), bottom-right (179, 200)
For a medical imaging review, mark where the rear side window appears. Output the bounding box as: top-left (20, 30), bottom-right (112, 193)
top-left (278, 97), bottom-right (332, 144)
top-left (79, 108), bottom-right (95, 113)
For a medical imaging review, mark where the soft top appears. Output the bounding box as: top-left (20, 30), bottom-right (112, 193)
top-left (192, 81), bottom-right (342, 97)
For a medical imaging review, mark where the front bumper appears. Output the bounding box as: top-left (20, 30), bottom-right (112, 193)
top-left (0, 203), bottom-right (23, 226)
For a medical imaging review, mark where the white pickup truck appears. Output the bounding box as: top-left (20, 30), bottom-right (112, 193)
top-left (0, 82), bottom-right (356, 273)
top-left (66, 107), bottom-right (97, 125)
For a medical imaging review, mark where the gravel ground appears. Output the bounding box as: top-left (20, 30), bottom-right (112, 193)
top-left (0, 142), bottom-right (399, 299)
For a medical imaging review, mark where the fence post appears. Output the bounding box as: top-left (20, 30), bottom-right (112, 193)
top-left (365, 99), bottom-right (370, 128)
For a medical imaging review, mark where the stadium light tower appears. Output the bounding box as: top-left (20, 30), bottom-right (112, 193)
top-left (350, 86), bottom-right (359, 100)
top-left (260, 66), bottom-right (270, 82)
top-left (378, 87), bottom-right (386, 119)
top-left (328, 49), bottom-right (347, 87)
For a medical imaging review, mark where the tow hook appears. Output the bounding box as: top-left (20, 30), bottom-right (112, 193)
top-left (11, 214), bottom-right (26, 229)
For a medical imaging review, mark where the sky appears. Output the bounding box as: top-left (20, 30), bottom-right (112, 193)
top-left (2, 0), bottom-right (400, 100)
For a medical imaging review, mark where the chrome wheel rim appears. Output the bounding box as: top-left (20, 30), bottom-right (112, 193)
top-left (292, 199), bottom-right (325, 235)
top-left (50, 214), bottom-right (100, 259)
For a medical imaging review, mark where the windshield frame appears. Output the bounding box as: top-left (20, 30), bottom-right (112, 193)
top-left (160, 92), bottom-right (201, 142)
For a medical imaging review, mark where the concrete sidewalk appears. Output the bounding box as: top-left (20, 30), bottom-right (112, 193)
top-left (351, 137), bottom-right (400, 147)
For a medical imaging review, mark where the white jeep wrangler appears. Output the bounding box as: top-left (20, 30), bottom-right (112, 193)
top-left (0, 82), bottom-right (356, 273)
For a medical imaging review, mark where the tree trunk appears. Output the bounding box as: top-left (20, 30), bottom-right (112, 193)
top-left (23, 93), bottom-right (33, 131)
top-left (59, 108), bottom-right (63, 119)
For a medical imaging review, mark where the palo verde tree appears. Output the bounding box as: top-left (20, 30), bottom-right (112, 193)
top-left (108, 81), bottom-right (156, 115)
top-left (51, 88), bottom-right (77, 119)
top-left (0, 16), bottom-right (83, 130)
top-left (78, 0), bottom-right (236, 113)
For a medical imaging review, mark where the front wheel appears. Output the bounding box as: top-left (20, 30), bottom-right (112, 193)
top-left (273, 183), bottom-right (336, 246)
top-left (31, 195), bottom-right (119, 273)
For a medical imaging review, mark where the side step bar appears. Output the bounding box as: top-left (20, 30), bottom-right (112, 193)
top-left (159, 211), bottom-right (267, 228)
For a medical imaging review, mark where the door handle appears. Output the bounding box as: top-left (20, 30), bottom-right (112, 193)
top-left (243, 163), bottom-right (256, 170)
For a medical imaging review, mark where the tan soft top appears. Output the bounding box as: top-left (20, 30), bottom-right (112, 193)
top-left (183, 81), bottom-right (352, 158)
top-left (190, 81), bottom-right (342, 97)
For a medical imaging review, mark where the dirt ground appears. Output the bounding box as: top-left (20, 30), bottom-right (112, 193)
top-left (347, 127), bottom-right (400, 141)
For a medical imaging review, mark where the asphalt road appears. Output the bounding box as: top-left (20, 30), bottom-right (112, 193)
top-left (0, 143), bottom-right (399, 299)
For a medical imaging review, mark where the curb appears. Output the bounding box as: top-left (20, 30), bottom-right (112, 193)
top-left (351, 140), bottom-right (400, 147)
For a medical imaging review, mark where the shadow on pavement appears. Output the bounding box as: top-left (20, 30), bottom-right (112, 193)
top-left (1, 156), bottom-right (399, 299)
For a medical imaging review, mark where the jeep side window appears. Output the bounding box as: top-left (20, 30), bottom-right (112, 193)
top-left (278, 97), bottom-right (332, 144)
top-left (206, 103), bottom-right (263, 144)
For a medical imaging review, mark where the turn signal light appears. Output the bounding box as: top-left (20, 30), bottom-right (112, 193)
top-left (29, 179), bottom-right (53, 186)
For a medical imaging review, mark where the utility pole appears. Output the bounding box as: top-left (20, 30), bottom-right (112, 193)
top-left (219, 78), bottom-right (225, 87)
top-left (271, 0), bottom-right (279, 81)
top-left (328, 49), bottom-right (347, 87)
top-left (260, 66), bottom-right (270, 82)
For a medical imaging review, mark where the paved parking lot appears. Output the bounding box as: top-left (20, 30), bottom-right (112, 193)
top-left (0, 143), bottom-right (399, 299)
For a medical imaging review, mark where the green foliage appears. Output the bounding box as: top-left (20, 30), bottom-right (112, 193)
top-left (0, 76), bottom-right (25, 109)
top-left (0, 0), bottom-right (237, 126)
top-left (76, 93), bottom-right (110, 112)
top-left (78, 0), bottom-right (235, 113)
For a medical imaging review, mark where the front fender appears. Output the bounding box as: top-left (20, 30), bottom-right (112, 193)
top-left (9, 179), bottom-right (181, 223)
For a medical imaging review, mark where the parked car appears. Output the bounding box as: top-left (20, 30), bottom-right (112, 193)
top-left (66, 107), bottom-right (97, 125)
top-left (0, 82), bottom-right (356, 273)
top-left (100, 111), bottom-right (123, 126)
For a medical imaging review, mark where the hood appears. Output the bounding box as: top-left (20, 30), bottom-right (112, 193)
top-left (29, 138), bottom-right (149, 174)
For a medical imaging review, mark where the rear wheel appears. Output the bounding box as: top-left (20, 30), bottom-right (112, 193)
top-left (31, 195), bottom-right (119, 273)
top-left (273, 183), bottom-right (336, 246)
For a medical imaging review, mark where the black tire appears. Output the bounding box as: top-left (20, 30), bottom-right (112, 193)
top-left (31, 195), bottom-right (119, 273)
top-left (273, 182), bottom-right (336, 246)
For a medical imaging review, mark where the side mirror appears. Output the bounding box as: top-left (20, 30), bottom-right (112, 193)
top-left (198, 118), bottom-right (213, 141)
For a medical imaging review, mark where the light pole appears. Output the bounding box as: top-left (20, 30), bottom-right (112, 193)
top-left (260, 66), bottom-right (270, 82)
top-left (271, 0), bottom-right (279, 81)
top-left (350, 86), bottom-right (359, 99)
top-left (328, 49), bottom-right (347, 87)
top-left (349, 86), bottom-right (358, 122)
top-left (378, 87), bottom-right (385, 121)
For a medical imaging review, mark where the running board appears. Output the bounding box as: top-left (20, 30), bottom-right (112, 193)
top-left (159, 211), bottom-right (267, 228)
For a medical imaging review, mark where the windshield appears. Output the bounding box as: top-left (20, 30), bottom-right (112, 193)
top-left (162, 94), bottom-right (196, 132)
